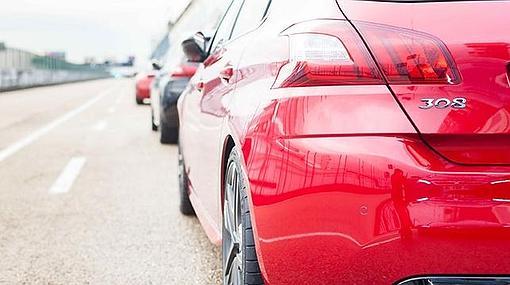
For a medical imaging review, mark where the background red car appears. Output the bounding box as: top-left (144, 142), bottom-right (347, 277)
top-left (135, 72), bottom-right (155, 105)
top-left (178, 0), bottom-right (510, 284)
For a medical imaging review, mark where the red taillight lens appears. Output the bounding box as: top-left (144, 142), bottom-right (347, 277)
top-left (170, 65), bottom-right (197, 78)
top-left (273, 20), bottom-right (461, 88)
top-left (273, 20), bottom-right (384, 88)
top-left (357, 22), bottom-right (461, 85)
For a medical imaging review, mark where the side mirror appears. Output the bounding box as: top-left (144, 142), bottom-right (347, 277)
top-left (182, 32), bottom-right (210, 63)
top-left (151, 59), bottom-right (163, 71)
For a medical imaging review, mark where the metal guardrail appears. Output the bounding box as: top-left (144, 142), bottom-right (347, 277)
top-left (0, 69), bottom-right (110, 91)
top-left (0, 47), bottom-right (111, 92)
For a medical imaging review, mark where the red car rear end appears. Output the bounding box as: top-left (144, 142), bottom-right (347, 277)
top-left (135, 72), bottom-right (155, 104)
top-left (177, 0), bottom-right (510, 284)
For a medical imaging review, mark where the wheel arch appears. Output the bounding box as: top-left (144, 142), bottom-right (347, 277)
top-left (220, 131), bottom-right (269, 283)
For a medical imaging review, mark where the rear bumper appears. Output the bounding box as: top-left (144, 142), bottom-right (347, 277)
top-left (246, 135), bottom-right (510, 284)
top-left (136, 86), bottom-right (151, 100)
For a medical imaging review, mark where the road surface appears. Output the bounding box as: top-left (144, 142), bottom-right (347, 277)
top-left (0, 79), bottom-right (222, 284)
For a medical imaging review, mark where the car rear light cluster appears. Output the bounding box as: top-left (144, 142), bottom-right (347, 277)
top-left (170, 65), bottom-right (197, 78)
top-left (357, 22), bottom-right (461, 85)
top-left (273, 20), bottom-right (460, 88)
top-left (273, 21), bottom-right (384, 88)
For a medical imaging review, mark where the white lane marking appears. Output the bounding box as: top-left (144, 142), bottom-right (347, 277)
top-left (114, 90), bottom-right (123, 104)
top-left (49, 157), bottom-right (87, 194)
top-left (93, 120), bottom-right (108, 131)
top-left (0, 88), bottom-right (113, 163)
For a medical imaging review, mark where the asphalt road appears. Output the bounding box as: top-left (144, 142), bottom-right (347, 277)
top-left (0, 79), bottom-right (222, 285)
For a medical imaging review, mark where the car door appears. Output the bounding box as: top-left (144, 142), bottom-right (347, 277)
top-left (180, 0), bottom-right (246, 233)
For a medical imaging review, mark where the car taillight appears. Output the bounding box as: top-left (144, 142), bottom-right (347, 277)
top-left (357, 22), bottom-right (461, 85)
top-left (170, 65), bottom-right (197, 78)
top-left (273, 20), bottom-right (384, 88)
top-left (273, 20), bottom-right (461, 88)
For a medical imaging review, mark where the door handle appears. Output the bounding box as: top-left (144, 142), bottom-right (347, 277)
top-left (219, 66), bottom-right (234, 83)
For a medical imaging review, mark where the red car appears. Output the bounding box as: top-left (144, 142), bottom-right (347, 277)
top-left (135, 72), bottom-right (155, 104)
top-left (177, 0), bottom-right (510, 284)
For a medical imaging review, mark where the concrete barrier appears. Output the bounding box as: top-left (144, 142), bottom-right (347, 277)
top-left (0, 69), bottom-right (110, 92)
top-left (0, 47), bottom-right (110, 92)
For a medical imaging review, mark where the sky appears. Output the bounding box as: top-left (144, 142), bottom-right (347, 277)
top-left (0, 0), bottom-right (191, 65)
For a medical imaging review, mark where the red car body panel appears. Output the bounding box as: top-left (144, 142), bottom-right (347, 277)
top-left (177, 0), bottom-right (510, 283)
top-left (170, 64), bottom-right (198, 78)
top-left (135, 73), bottom-right (155, 101)
top-left (341, 0), bottom-right (510, 165)
top-left (180, 31), bottom-right (254, 242)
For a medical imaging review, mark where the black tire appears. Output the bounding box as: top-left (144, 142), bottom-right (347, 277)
top-left (151, 110), bottom-right (158, 131)
top-left (223, 148), bottom-right (264, 285)
top-left (160, 121), bottom-right (178, 144)
top-left (178, 145), bottom-right (195, 216)
top-left (136, 97), bottom-right (143, 105)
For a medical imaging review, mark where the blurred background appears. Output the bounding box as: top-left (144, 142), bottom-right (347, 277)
top-left (0, 0), bottom-right (229, 90)
top-left (0, 1), bottom-right (233, 284)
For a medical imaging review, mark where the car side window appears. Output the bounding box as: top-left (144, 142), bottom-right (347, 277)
top-left (230, 0), bottom-right (271, 40)
top-left (209, 0), bottom-right (244, 54)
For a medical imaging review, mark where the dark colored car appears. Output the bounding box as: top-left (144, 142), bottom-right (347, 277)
top-left (177, 0), bottom-right (510, 284)
top-left (151, 64), bottom-right (197, 144)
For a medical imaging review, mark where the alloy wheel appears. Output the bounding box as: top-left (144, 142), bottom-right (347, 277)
top-left (223, 161), bottom-right (244, 285)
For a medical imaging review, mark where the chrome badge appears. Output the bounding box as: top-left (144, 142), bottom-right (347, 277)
top-left (419, 98), bottom-right (467, 110)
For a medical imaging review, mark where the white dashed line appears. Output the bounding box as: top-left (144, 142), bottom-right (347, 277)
top-left (93, 120), bottom-right (108, 131)
top-left (49, 157), bottom-right (87, 194)
top-left (0, 87), bottom-right (114, 163)
top-left (114, 93), bottom-right (123, 105)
